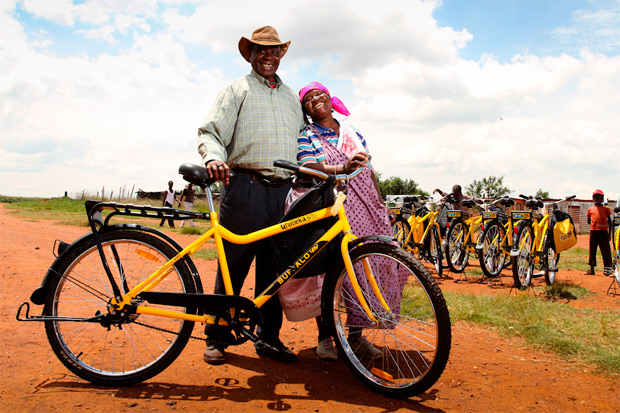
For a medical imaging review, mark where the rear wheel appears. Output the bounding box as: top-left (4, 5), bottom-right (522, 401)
top-left (478, 222), bottom-right (507, 278)
top-left (391, 217), bottom-right (411, 249)
top-left (512, 224), bottom-right (533, 289)
top-left (43, 230), bottom-right (196, 386)
top-left (445, 221), bottom-right (469, 273)
top-left (323, 243), bottom-right (451, 398)
top-left (430, 226), bottom-right (444, 277)
top-left (542, 232), bottom-right (560, 285)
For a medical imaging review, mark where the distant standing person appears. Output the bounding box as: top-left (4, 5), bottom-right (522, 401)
top-left (585, 189), bottom-right (612, 276)
top-left (159, 180), bottom-right (178, 228)
top-left (178, 183), bottom-right (196, 228)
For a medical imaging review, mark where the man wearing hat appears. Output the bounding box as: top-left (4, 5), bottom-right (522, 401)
top-left (197, 26), bottom-right (304, 365)
top-left (585, 189), bottom-right (613, 276)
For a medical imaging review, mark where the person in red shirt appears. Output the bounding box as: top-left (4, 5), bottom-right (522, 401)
top-left (585, 189), bottom-right (613, 275)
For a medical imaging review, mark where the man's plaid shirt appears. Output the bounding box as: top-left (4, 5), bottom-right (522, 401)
top-left (197, 70), bottom-right (305, 179)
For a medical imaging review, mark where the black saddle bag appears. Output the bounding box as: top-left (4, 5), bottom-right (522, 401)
top-left (271, 179), bottom-right (343, 278)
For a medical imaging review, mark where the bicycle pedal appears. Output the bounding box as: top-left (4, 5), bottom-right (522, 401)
top-left (255, 339), bottom-right (278, 352)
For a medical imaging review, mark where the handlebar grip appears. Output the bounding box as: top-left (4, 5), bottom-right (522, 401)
top-left (519, 194), bottom-right (530, 199)
top-left (566, 195), bottom-right (576, 200)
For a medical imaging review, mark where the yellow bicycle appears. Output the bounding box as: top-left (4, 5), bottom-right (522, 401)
top-left (443, 199), bottom-right (490, 273)
top-left (391, 195), bottom-right (451, 277)
top-left (511, 195), bottom-right (576, 288)
top-left (475, 197), bottom-right (520, 279)
top-left (17, 161), bottom-right (451, 398)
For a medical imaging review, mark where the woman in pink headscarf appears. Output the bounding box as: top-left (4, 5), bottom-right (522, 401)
top-left (279, 82), bottom-right (397, 361)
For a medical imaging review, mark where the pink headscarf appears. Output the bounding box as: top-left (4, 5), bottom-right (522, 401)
top-left (299, 82), bottom-right (350, 116)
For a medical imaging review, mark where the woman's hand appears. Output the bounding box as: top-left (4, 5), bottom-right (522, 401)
top-left (343, 151), bottom-right (370, 173)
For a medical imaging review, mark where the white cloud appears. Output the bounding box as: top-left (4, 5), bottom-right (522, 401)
top-left (2, 0), bottom-right (619, 202)
top-left (20, 0), bottom-right (74, 26)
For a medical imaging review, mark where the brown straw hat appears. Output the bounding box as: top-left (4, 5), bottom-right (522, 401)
top-left (238, 26), bottom-right (290, 62)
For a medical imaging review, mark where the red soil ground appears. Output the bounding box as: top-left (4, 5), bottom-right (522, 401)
top-left (1, 204), bottom-right (618, 412)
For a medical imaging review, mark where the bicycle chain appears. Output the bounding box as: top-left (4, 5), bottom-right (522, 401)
top-left (132, 319), bottom-right (243, 347)
top-left (133, 319), bottom-right (207, 342)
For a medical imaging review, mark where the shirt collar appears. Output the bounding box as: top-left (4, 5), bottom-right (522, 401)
top-left (250, 69), bottom-right (282, 88)
top-left (313, 119), bottom-right (340, 133)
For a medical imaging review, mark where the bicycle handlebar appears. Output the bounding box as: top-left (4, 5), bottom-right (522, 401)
top-left (273, 159), bottom-right (367, 182)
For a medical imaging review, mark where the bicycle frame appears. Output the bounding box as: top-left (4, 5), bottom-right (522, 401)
top-left (405, 207), bottom-right (441, 250)
top-left (446, 210), bottom-right (482, 251)
top-left (613, 215), bottom-right (620, 252)
top-left (480, 206), bottom-right (519, 254)
top-left (93, 170), bottom-right (388, 328)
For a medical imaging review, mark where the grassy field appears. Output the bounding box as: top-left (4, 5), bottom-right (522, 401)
top-left (3, 195), bottom-right (619, 378)
top-left (1, 195), bottom-right (216, 231)
top-left (444, 288), bottom-right (619, 376)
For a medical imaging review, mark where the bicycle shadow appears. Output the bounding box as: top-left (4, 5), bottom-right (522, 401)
top-left (32, 351), bottom-right (445, 412)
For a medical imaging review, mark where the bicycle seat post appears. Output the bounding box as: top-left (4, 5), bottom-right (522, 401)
top-left (204, 185), bottom-right (217, 214)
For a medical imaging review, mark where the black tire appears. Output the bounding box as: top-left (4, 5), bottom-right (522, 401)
top-left (43, 230), bottom-right (196, 386)
top-left (391, 217), bottom-right (411, 249)
top-left (542, 232), bottom-right (560, 285)
top-left (512, 224), bottom-right (533, 289)
top-left (322, 243), bottom-right (451, 398)
top-left (478, 222), bottom-right (507, 278)
top-left (430, 226), bottom-right (444, 277)
top-left (614, 252), bottom-right (620, 284)
top-left (445, 220), bottom-right (469, 273)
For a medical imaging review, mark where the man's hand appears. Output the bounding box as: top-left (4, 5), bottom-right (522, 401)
top-left (205, 160), bottom-right (230, 185)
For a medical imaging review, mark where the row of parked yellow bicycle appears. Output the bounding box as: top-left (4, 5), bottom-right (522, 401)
top-left (388, 192), bottom-right (595, 289)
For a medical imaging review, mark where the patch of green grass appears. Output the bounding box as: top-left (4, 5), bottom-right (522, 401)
top-left (463, 268), bottom-right (485, 278)
top-left (4, 197), bottom-right (87, 223)
top-left (3, 196), bottom-right (214, 229)
top-left (443, 291), bottom-right (620, 376)
top-left (0, 195), bottom-right (39, 203)
top-left (192, 248), bottom-right (218, 261)
top-left (560, 246), bottom-right (591, 271)
top-left (542, 281), bottom-right (592, 300)
top-left (179, 226), bottom-right (204, 236)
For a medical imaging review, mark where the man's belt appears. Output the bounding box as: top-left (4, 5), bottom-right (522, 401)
top-left (233, 167), bottom-right (291, 187)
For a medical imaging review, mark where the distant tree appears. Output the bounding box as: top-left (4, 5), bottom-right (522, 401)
top-left (535, 188), bottom-right (550, 199)
top-left (465, 175), bottom-right (511, 199)
top-left (376, 172), bottom-right (429, 198)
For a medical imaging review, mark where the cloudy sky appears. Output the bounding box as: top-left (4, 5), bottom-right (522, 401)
top-left (1, 0), bottom-right (619, 200)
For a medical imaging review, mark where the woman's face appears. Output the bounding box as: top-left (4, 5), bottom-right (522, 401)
top-left (302, 89), bottom-right (332, 120)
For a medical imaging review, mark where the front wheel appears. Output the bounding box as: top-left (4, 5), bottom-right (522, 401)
top-left (323, 243), bottom-right (452, 398)
top-left (43, 229), bottom-right (197, 386)
top-left (445, 220), bottom-right (469, 273)
top-left (430, 226), bottom-right (444, 277)
top-left (512, 224), bottom-right (534, 289)
top-left (614, 229), bottom-right (620, 284)
top-left (542, 232), bottom-right (560, 285)
top-left (391, 217), bottom-right (411, 249)
top-left (478, 222), bottom-right (507, 278)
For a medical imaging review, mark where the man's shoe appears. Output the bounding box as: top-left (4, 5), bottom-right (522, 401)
top-left (584, 269), bottom-right (595, 275)
top-left (316, 338), bottom-right (338, 360)
top-left (255, 340), bottom-right (297, 363)
top-left (350, 336), bottom-right (383, 360)
top-left (203, 344), bottom-right (225, 365)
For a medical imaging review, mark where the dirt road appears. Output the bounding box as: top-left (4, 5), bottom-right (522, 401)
top-left (1, 204), bottom-right (618, 412)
